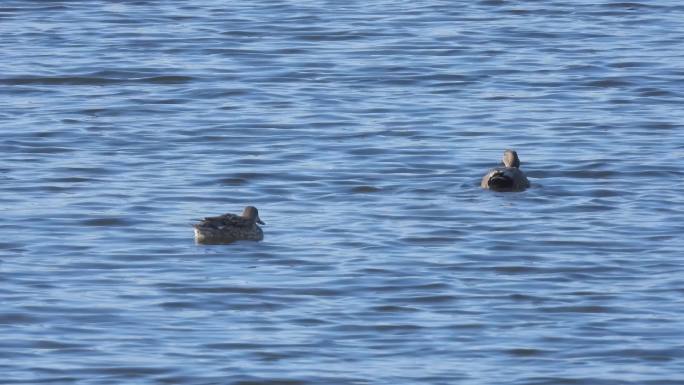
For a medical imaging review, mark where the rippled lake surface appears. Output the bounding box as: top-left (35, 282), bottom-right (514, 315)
top-left (2, 1), bottom-right (684, 384)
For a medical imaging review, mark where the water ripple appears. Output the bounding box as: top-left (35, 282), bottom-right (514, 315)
top-left (1, 1), bottom-right (684, 384)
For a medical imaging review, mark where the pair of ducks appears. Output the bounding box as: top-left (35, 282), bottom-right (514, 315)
top-left (194, 149), bottom-right (529, 244)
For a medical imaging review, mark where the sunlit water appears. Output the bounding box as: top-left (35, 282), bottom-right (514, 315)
top-left (2, 1), bottom-right (684, 384)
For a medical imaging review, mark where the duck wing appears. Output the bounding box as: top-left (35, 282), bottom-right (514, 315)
top-left (482, 167), bottom-right (507, 188)
top-left (195, 213), bottom-right (251, 229)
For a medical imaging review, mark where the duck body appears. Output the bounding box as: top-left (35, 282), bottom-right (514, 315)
top-left (194, 206), bottom-right (264, 244)
top-left (481, 150), bottom-right (530, 192)
top-left (481, 167), bottom-right (529, 191)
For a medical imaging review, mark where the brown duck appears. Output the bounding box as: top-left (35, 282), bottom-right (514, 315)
top-left (193, 206), bottom-right (264, 244)
top-left (481, 150), bottom-right (530, 192)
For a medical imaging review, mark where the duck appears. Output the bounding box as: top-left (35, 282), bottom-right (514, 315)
top-left (481, 149), bottom-right (530, 192)
top-left (193, 206), bottom-right (264, 244)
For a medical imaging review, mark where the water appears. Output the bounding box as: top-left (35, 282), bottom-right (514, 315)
top-left (2, 1), bottom-right (684, 384)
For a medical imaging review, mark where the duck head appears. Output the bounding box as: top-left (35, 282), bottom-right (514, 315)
top-left (242, 206), bottom-right (265, 225)
top-left (502, 149), bottom-right (521, 168)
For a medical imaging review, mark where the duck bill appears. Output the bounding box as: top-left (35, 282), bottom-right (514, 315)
top-left (257, 217), bottom-right (265, 225)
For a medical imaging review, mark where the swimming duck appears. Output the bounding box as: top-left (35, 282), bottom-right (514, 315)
top-left (194, 206), bottom-right (264, 244)
top-left (481, 149), bottom-right (530, 192)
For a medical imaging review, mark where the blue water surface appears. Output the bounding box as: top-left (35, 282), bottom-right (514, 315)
top-left (1, 1), bottom-right (684, 384)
